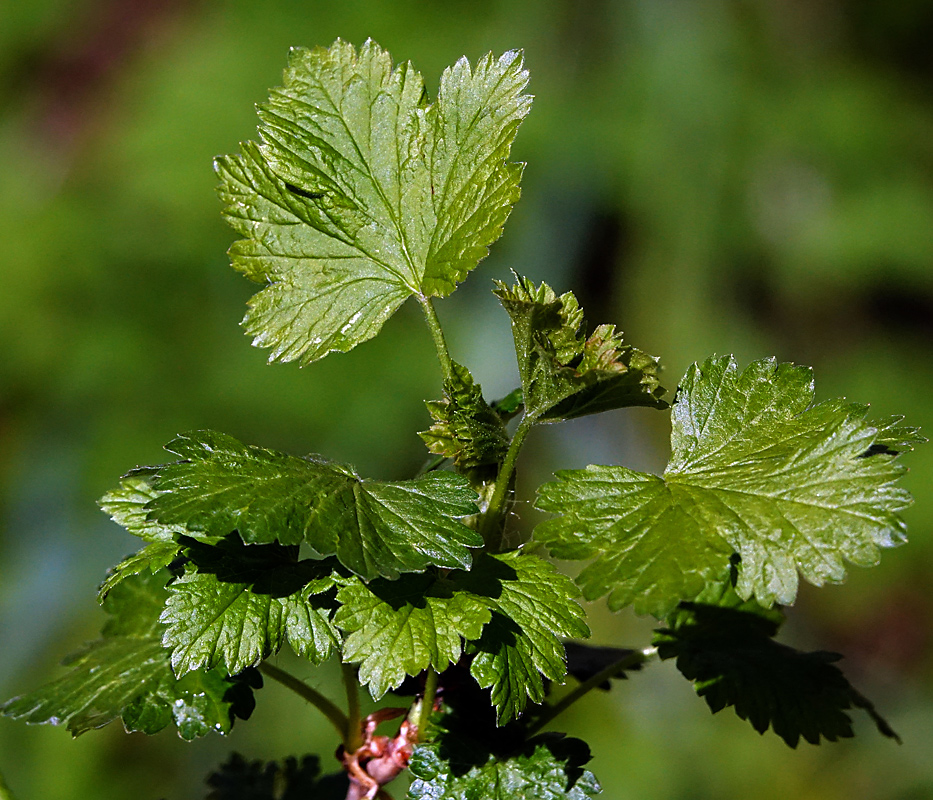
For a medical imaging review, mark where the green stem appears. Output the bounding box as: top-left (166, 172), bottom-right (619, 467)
top-left (342, 662), bottom-right (363, 752)
top-left (479, 414), bottom-right (535, 548)
top-left (418, 295), bottom-right (454, 383)
top-left (417, 668), bottom-right (440, 741)
top-left (526, 648), bottom-right (657, 737)
top-left (259, 662), bottom-right (349, 743)
top-left (0, 765), bottom-right (18, 800)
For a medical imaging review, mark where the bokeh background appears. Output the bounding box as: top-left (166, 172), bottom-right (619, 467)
top-left (1, 1), bottom-right (931, 798)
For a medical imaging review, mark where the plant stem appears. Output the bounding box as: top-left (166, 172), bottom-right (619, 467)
top-left (526, 648), bottom-right (657, 737)
top-left (417, 668), bottom-right (440, 741)
top-left (418, 295), bottom-right (454, 383)
top-left (342, 662), bottom-right (363, 752)
top-left (259, 662), bottom-right (349, 743)
top-left (0, 766), bottom-right (18, 800)
top-left (479, 414), bottom-right (535, 547)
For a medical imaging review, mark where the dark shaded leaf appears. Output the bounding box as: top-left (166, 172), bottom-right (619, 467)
top-left (654, 576), bottom-right (899, 747)
top-left (161, 537), bottom-right (340, 675)
top-left (205, 753), bottom-right (347, 800)
top-left (1, 573), bottom-right (255, 739)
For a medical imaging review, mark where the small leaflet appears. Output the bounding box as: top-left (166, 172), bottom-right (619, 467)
top-left (420, 360), bottom-right (511, 481)
top-left (494, 275), bottom-right (667, 422)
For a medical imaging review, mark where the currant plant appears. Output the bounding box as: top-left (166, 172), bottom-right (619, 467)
top-left (2, 39), bottom-right (923, 800)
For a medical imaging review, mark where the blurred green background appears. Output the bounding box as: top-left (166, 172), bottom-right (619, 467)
top-left (1, 1), bottom-right (931, 798)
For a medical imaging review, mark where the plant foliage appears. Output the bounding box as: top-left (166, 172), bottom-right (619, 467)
top-left (2, 38), bottom-right (921, 800)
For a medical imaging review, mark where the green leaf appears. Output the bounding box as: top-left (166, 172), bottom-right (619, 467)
top-left (463, 552), bottom-right (589, 723)
top-left (98, 542), bottom-right (181, 602)
top-left (654, 577), bottom-right (899, 747)
top-left (492, 387), bottom-right (524, 421)
top-left (493, 275), bottom-right (667, 422)
top-left (147, 430), bottom-right (482, 581)
top-left (161, 537), bottom-right (339, 676)
top-left (205, 753), bottom-right (348, 800)
top-left (1, 573), bottom-right (255, 739)
top-left (536, 356), bottom-right (917, 615)
top-left (333, 552), bottom-right (586, 714)
top-left (99, 468), bottom-right (186, 543)
top-left (420, 361), bottom-right (510, 480)
top-left (334, 573), bottom-right (492, 699)
top-left (409, 734), bottom-right (601, 800)
top-left (216, 39), bottom-right (531, 364)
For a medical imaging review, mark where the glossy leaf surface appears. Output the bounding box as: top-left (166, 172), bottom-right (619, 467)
top-left (216, 39), bottom-right (530, 364)
top-left (536, 356), bottom-right (915, 615)
top-left (147, 430), bottom-right (482, 581)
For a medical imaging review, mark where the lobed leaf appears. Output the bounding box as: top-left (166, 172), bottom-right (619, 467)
top-left (146, 430), bottom-right (482, 581)
top-left (216, 39), bottom-right (531, 364)
top-left (536, 356), bottom-right (917, 615)
top-left (494, 275), bottom-right (667, 422)
top-left (161, 537), bottom-right (340, 676)
top-left (333, 552), bottom-right (586, 717)
top-left (1, 573), bottom-right (255, 739)
top-left (654, 576), bottom-right (899, 747)
top-left (334, 573), bottom-right (491, 699)
top-left (462, 551), bottom-right (589, 723)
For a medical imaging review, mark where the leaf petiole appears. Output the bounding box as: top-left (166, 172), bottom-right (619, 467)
top-left (418, 295), bottom-right (454, 384)
top-left (479, 414), bottom-right (536, 548)
top-left (526, 647), bottom-right (657, 737)
top-left (417, 668), bottom-right (440, 741)
top-left (342, 662), bottom-right (363, 752)
top-left (259, 662), bottom-right (349, 744)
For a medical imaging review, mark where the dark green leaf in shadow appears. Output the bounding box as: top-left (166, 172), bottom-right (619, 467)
top-left (1, 573), bottom-right (256, 739)
top-left (654, 574), bottom-right (899, 747)
top-left (161, 536), bottom-right (340, 676)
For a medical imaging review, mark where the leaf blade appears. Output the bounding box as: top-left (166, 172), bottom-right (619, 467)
top-left (1, 573), bottom-right (255, 739)
top-left (160, 538), bottom-right (339, 676)
top-left (218, 40), bottom-right (531, 364)
top-left (654, 576), bottom-right (899, 747)
top-left (494, 276), bottom-right (667, 422)
top-left (147, 430), bottom-right (481, 581)
top-left (536, 356), bottom-right (917, 615)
